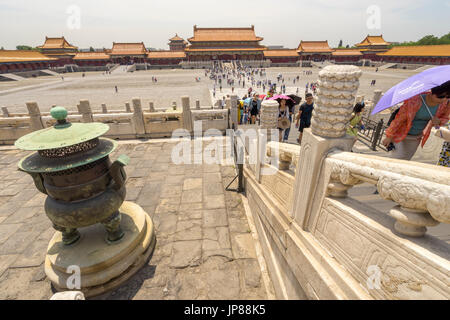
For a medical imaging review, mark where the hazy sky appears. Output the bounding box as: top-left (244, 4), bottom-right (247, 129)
top-left (0, 0), bottom-right (449, 50)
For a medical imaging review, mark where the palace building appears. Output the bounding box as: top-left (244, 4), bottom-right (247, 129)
top-left (355, 35), bottom-right (390, 60)
top-left (147, 51), bottom-right (186, 66)
top-left (73, 52), bottom-right (111, 67)
top-left (184, 25), bottom-right (266, 61)
top-left (331, 49), bottom-right (363, 64)
top-left (37, 36), bottom-right (78, 66)
top-left (168, 34), bottom-right (187, 51)
top-left (1, 29), bottom-right (449, 76)
top-left (377, 44), bottom-right (450, 65)
top-left (0, 50), bottom-right (57, 74)
top-left (109, 42), bottom-right (148, 64)
top-left (263, 49), bottom-right (299, 64)
top-left (297, 41), bottom-right (333, 61)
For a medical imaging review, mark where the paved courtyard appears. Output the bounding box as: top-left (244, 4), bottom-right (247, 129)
top-left (0, 139), bottom-right (271, 300)
top-left (0, 66), bottom-right (426, 114)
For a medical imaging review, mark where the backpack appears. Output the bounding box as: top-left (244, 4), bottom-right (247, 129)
top-left (387, 108), bottom-right (400, 127)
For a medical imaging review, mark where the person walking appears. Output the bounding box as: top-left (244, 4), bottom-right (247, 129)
top-left (283, 101), bottom-right (295, 142)
top-left (249, 94), bottom-right (260, 125)
top-left (277, 99), bottom-right (290, 142)
top-left (296, 93), bottom-right (315, 145)
top-left (346, 102), bottom-right (365, 151)
top-left (382, 82), bottom-right (450, 160)
top-left (436, 121), bottom-right (450, 167)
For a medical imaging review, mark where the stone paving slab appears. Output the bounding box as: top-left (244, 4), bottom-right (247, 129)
top-left (0, 140), bottom-right (268, 300)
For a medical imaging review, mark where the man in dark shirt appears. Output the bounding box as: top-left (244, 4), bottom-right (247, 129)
top-left (295, 93), bottom-right (314, 145)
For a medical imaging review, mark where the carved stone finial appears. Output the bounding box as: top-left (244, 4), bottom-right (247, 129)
top-left (260, 99), bottom-right (279, 130)
top-left (311, 65), bottom-right (362, 138)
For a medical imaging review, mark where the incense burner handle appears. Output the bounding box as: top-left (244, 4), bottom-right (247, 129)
top-left (109, 154), bottom-right (130, 191)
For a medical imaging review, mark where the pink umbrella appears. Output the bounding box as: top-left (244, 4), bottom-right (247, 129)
top-left (268, 94), bottom-right (293, 101)
top-left (268, 94), bottom-right (295, 108)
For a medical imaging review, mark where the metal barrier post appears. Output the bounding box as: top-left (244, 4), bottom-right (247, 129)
top-left (372, 119), bottom-right (384, 151)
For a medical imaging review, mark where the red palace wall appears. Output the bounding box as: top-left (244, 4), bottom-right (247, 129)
top-left (268, 57), bottom-right (299, 63)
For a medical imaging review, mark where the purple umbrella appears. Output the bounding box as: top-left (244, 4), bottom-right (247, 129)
top-left (371, 65), bottom-right (450, 115)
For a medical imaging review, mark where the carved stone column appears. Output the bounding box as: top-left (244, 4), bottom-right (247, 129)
top-left (292, 65), bottom-right (362, 227)
top-left (78, 100), bottom-right (93, 123)
top-left (149, 102), bottom-right (155, 112)
top-left (131, 98), bottom-right (146, 136)
top-left (2, 107), bottom-right (9, 117)
top-left (260, 99), bottom-right (279, 141)
top-left (26, 102), bottom-right (44, 131)
top-left (230, 95), bottom-right (238, 130)
top-left (367, 90), bottom-right (382, 119)
top-left (181, 96), bottom-right (193, 133)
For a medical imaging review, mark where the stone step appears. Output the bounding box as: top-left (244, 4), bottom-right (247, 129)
top-left (378, 63), bottom-right (397, 70)
top-left (40, 69), bottom-right (60, 77)
top-left (0, 73), bottom-right (25, 81)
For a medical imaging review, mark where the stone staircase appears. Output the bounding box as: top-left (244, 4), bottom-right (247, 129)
top-left (311, 61), bottom-right (334, 68)
top-left (0, 73), bottom-right (25, 81)
top-left (378, 63), bottom-right (397, 70)
top-left (126, 64), bottom-right (136, 72)
top-left (111, 65), bottom-right (129, 74)
top-left (40, 69), bottom-right (60, 76)
top-left (414, 64), bottom-right (434, 72)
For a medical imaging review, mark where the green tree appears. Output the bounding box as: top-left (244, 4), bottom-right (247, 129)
top-left (345, 44), bottom-right (350, 48)
top-left (0, 46), bottom-right (4, 50)
top-left (89, 46), bottom-right (95, 52)
top-left (16, 45), bottom-right (33, 50)
top-left (391, 32), bottom-right (450, 47)
top-left (338, 40), bottom-right (343, 48)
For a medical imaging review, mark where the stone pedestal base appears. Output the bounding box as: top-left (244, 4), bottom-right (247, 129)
top-left (44, 201), bottom-right (156, 298)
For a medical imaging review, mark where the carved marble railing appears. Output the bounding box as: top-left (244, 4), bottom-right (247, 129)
top-left (0, 96), bottom-right (230, 144)
top-left (266, 141), bottom-right (300, 172)
top-left (325, 151), bottom-right (450, 237)
top-left (191, 109), bottom-right (229, 131)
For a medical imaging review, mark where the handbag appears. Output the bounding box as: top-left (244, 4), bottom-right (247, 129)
top-left (278, 118), bottom-right (291, 129)
top-left (435, 126), bottom-right (450, 142)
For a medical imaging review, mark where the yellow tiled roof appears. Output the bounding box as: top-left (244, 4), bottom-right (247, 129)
top-left (148, 51), bottom-right (186, 59)
top-left (73, 52), bottom-right (111, 60)
top-left (38, 37), bottom-right (78, 50)
top-left (110, 42), bottom-right (148, 55)
top-left (332, 49), bottom-right (363, 56)
top-left (188, 26), bottom-right (263, 42)
top-left (356, 35), bottom-right (390, 47)
top-left (263, 49), bottom-right (299, 57)
top-left (169, 34), bottom-right (184, 41)
top-left (0, 50), bottom-right (57, 63)
top-left (297, 41), bottom-right (333, 53)
top-left (377, 45), bottom-right (450, 57)
top-left (185, 47), bottom-right (265, 52)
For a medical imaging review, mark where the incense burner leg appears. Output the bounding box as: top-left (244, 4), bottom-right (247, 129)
top-left (53, 224), bottom-right (81, 245)
top-left (102, 211), bottom-right (124, 242)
